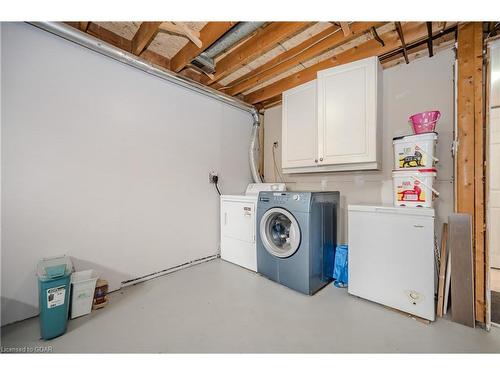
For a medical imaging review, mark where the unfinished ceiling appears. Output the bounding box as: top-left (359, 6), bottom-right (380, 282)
top-left (66, 21), bottom-right (464, 110)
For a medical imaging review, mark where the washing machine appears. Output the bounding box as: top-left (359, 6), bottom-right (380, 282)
top-left (220, 183), bottom-right (286, 271)
top-left (256, 191), bottom-right (340, 295)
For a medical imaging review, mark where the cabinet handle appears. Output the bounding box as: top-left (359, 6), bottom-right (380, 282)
top-left (314, 159), bottom-right (318, 163)
top-left (319, 157), bottom-right (323, 162)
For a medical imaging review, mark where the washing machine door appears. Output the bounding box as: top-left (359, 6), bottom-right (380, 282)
top-left (259, 207), bottom-right (301, 258)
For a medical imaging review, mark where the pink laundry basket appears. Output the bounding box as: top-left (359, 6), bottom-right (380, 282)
top-left (409, 110), bottom-right (441, 134)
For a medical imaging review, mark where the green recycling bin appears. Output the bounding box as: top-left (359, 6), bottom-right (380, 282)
top-left (36, 256), bottom-right (73, 340)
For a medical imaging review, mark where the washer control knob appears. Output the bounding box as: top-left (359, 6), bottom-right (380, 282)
top-left (293, 194), bottom-right (300, 201)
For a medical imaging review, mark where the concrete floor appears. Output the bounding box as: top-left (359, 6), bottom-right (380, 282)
top-left (2, 259), bottom-right (500, 353)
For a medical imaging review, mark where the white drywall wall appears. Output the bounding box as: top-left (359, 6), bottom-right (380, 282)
top-left (1, 23), bottom-right (253, 325)
top-left (264, 49), bottom-right (455, 244)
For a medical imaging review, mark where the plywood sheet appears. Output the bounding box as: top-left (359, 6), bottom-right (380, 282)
top-left (449, 213), bottom-right (475, 327)
top-left (437, 223), bottom-right (449, 317)
top-left (147, 22), bottom-right (206, 59)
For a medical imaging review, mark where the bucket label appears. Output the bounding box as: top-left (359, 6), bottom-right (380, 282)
top-left (396, 179), bottom-right (425, 202)
top-left (398, 146), bottom-right (426, 168)
top-left (47, 285), bottom-right (66, 309)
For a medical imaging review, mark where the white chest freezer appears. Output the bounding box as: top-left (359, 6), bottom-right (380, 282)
top-left (348, 205), bottom-right (435, 321)
top-left (220, 183), bottom-right (285, 271)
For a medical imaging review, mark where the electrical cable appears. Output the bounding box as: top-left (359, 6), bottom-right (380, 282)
top-left (272, 142), bottom-right (286, 183)
top-left (214, 181), bottom-right (221, 196)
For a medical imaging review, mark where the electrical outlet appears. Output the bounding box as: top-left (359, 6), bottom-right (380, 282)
top-left (209, 172), bottom-right (218, 184)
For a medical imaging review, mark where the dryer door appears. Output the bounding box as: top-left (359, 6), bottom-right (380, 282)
top-left (259, 208), bottom-right (301, 258)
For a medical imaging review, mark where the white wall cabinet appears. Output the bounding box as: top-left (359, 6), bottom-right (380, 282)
top-left (281, 80), bottom-right (318, 169)
top-left (282, 56), bottom-right (382, 173)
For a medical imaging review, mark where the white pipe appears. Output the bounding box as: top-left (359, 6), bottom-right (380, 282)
top-left (27, 22), bottom-right (263, 183)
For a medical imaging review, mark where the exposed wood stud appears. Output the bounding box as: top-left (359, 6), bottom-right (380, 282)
top-left (340, 22), bottom-right (352, 36)
top-left (395, 22), bottom-right (409, 64)
top-left (456, 22), bottom-right (486, 324)
top-left (370, 26), bottom-right (385, 47)
top-left (456, 25), bottom-right (474, 232)
top-left (131, 22), bottom-right (162, 56)
top-left (472, 22), bottom-right (485, 324)
top-left (225, 22), bottom-right (384, 96)
top-left (170, 22), bottom-right (236, 72)
top-left (426, 22), bottom-right (434, 57)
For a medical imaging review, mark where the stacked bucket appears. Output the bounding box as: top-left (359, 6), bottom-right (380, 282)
top-left (392, 111), bottom-right (440, 208)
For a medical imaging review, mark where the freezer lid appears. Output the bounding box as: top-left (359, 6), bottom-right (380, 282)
top-left (348, 204), bottom-right (435, 217)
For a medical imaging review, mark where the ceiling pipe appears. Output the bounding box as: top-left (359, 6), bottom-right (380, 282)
top-left (27, 22), bottom-right (263, 183)
top-left (192, 22), bottom-right (266, 73)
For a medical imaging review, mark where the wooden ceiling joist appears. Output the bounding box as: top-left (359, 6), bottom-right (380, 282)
top-left (86, 23), bottom-right (132, 52)
top-left (255, 94), bottom-right (282, 110)
top-left (244, 22), bottom-right (436, 105)
top-left (140, 49), bottom-right (171, 70)
top-left (170, 22), bottom-right (236, 72)
top-left (69, 23), bottom-right (171, 72)
top-left (340, 22), bottom-right (352, 36)
top-left (65, 21), bottom-right (460, 111)
top-left (206, 22), bottom-right (310, 84)
top-left (395, 22), bottom-right (410, 64)
top-left (131, 22), bottom-right (162, 55)
top-left (224, 22), bottom-right (384, 96)
top-left (78, 22), bottom-right (90, 32)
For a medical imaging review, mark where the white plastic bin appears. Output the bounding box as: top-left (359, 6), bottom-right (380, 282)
top-left (393, 132), bottom-right (438, 170)
top-left (392, 168), bottom-right (438, 208)
top-left (70, 270), bottom-right (98, 319)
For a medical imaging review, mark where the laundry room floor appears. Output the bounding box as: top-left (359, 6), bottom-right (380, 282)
top-left (2, 259), bottom-right (500, 353)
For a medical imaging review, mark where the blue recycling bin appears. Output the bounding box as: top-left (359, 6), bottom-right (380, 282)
top-left (36, 256), bottom-right (73, 340)
top-left (333, 244), bottom-right (348, 287)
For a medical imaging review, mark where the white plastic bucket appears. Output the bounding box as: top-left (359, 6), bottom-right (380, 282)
top-left (393, 132), bottom-right (438, 170)
top-left (392, 169), bottom-right (438, 208)
top-left (70, 270), bottom-right (98, 319)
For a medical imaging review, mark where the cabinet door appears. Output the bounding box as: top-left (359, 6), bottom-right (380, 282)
top-left (317, 57), bottom-right (380, 166)
top-left (282, 80), bottom-right (318, 169)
